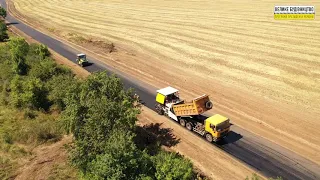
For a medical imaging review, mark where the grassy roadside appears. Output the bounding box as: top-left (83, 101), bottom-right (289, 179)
top-left (0, 30), bottom-right (78, 179)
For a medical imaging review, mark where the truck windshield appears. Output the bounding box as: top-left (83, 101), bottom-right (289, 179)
top-left (216, 120), bottom-right (230, 131)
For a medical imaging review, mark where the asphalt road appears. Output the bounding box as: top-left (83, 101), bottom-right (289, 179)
top-left (1, 1), bottom-right (320, 179)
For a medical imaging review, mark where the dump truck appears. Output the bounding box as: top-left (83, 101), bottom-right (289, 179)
top-left (155, 86), bottom-right (230, 142)
top-left (76, 53), bottom-right (89, 67)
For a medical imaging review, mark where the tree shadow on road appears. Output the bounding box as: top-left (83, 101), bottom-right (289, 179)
top-left (135, 123), bottom-right (180, 155)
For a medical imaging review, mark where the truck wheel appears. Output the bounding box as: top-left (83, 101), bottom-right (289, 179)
top-left (179, 119), bottom-right (186, 127)
top-left (205, 101), bottom-right (213, 109)
top-left (205, 133), bottom-right (213, 143)
top-left (186, 122), bottom-right (193, 131)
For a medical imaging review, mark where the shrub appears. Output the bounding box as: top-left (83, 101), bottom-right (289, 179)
top-left (46, 74), bottom-right (78, 111)
top-left (0, 7), bottom-right (6, 19)
top-left (8, 37), bottom-right (29, 75)
top-left (9, 76), bottom-right (49, 110)
top-left (152, 151), bottom-right (194, 180)
top-left (0, 21), bottom-right (8, 42)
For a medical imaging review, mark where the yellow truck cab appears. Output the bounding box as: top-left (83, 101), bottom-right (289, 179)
top-left (204, 114), bottom-right (230, 142)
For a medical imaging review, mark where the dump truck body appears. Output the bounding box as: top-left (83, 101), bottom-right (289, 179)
top-left (173, 94), bottom-right (212, 116)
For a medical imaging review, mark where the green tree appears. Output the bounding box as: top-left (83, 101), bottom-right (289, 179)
top-left (0, 7), bottom-right (6, 19)
top-left (84, 129), bottom-right (154, 180)
top-left (9, 75), bottom-right (48, 109)
top-left (61, 71), bottom-right (139, 173)
top-left (21, 77), bottom-right (48, 109)
top-left (26, 43), bottom-right (51, 64)
top-left (35, 44), bottom-right (50, 60)
top-left (61, 71), bottom-right (138, 135)
top-left (8, 37), bottom-right (29, 75)
top-left (9, 75), bottom-right (23, 107)
top-left (46, 74), bottom-right (77, 111)
top-left (28, 58), bottom-right (70, 81)
top-left (0, 44), bottom-right (13, 105)
top-left (0, 21), bottom-right (8, 42)
top-left (152, 151), bottom-right (194, 180)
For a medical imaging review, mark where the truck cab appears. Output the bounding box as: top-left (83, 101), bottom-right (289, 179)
top-left (204, 114), bottom-right (230, 142)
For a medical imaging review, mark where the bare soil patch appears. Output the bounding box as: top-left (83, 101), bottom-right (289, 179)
top-left (14, 136), bottom-right (76, 180)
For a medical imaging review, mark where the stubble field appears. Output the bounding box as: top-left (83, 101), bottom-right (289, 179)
top-left (11, 0), bottom-right (320, 164)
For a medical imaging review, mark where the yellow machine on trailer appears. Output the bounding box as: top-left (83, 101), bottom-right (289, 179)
top-left (155, 86), bottom-right (230, 142)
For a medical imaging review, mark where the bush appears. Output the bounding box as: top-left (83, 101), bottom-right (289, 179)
top-left (46, 74), bottom-right (78, 111)
top-left (83, 130), bottom-right (154, 180)
top-left (28, 58), bottom-right (71, 82)
top-left (0, 21), bottom-right (8, 42)
top-left (9, 76), bottom-right (49, 110)
top-left (8, 37), bottom-right (29, 75)
top-left (27, 43), bottom-right (50, 63)
top-left (35, 44), bottom-right (50, 60)
top-left (152, 151), bottom-right (194, 180)
top-left (0, 7), bottom-right (6, 19)
top-left (23, 108), bottom-right (37, 119)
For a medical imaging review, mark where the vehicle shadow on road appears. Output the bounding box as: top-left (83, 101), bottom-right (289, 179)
top-left (135, 123), bottom-right (180, 154)
top-left (216, 131), bottom-right (243, 145)
top-left (6, 22), bottom-right (19, 26)
top-left (83, 62), bottom-right (94, 67)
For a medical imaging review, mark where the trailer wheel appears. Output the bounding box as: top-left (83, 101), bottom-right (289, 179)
top-left (205, 101), bottom-right (213, 109)
top-left (186, 122), bottom-right (193, 131)
top-left (155, 104), bottom-right (164, 115)
top-left (179, 119), bottom-right (186, 127)
top-left (205, 133), bottom-right (213, 143)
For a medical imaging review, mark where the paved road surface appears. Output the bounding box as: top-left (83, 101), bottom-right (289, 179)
top-left (1, 1), bottom-right (320, 179)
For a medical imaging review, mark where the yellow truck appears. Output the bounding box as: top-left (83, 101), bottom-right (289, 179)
top-left (155, 86), bottom-right (230, 142)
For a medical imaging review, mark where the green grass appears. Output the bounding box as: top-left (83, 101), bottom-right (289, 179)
top-left (0, 156), bottom-right (18, 180)
top-left (0, 106), bottom-right (63, 145)
top-left (48, 162), bottom-right (78, 180)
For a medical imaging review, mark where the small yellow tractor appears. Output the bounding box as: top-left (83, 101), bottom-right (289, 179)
top-left (76, 53), bottom-right (89, 67)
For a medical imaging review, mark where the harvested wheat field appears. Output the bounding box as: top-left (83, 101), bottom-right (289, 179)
top-left (11, 0), bottom-right (320, 164)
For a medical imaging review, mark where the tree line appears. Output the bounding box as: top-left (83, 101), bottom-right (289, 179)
top-left (0, 12), bottom-right (195, 179)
